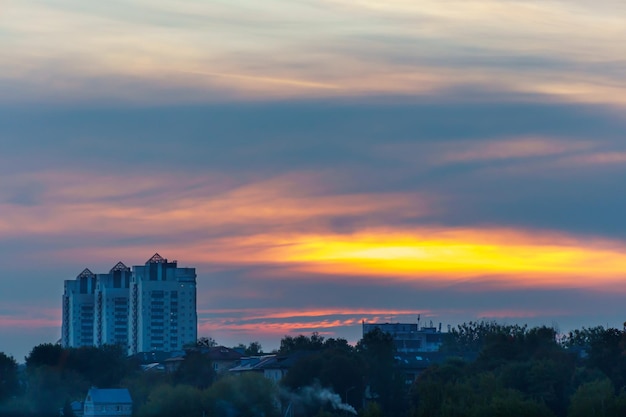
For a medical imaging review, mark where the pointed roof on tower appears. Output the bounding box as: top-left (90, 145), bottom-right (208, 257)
top-left (110, 261), bottom-right (130, 273)
top-left (147, 253), bottom-right (167, 264)
top-left (76, 268), bottom-right (95, 279)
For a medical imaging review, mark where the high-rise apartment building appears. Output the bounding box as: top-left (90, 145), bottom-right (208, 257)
top-left (94, 262), bottom-right (132, 347)
top-left (61, 254), bottom-right (197, 355)
top-left (62, 269), bottom-right (97, 348)
top-left (128, 253), bottom-right (197, 355)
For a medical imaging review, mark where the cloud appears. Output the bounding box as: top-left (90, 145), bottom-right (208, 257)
top-left (0, 305), bottom-right (61, 329)
top-left (189, 227), bottom-right (626, 289)
top-left (2, 168), bottom-right (626, 293)
top-left (0, 170), bottom-right (433, 239)
top-left (1, 1), bottom-right (625, 105)
top-left (2, 0), bottom-right (626, 362)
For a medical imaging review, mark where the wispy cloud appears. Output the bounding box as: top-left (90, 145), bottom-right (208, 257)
top-left (0, 305), bottom-right (61, 329)
top-left (2, 170), bottom-right (626, 291)
top-left (2, 0), bottom-right (625, 104)
top-left (0, 171), bottom-right (433, 240)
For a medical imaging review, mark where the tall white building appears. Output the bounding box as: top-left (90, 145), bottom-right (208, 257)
top-left (62, 269), bottom-right (97, 348)
top-left (128, 254), bottom-right (197, 355)
top-left (61, 253), bottom-right (197, 355)
top-left (94, 262), bottom-right (132, 347)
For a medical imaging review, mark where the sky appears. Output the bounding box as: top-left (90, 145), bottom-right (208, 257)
top-left (1, 0), bottom-right (626, 361)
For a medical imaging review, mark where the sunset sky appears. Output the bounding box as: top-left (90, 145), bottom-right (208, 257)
top-left (1, 0), bottom-right (626, 361)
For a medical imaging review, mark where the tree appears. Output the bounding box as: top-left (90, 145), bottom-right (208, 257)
top-left (568, 379), bottom-right (618, 417)
top-left (173, 350), bottom-right (215, 389)
top-left (245, 341), bottom-right (263, 356)
top-left (0, 352), bottom-right (19, 402)
top-left (279, 333), bottom-right (326, 354)
top-left (138, 384), bottom-right (203, 417)
top-left (196, 337), bottom-right (218, 348)
top-left (563, 326), bottom-right (626, 390)
top-left (357, 328), bottom-right (405, 416)
top-left (410, 358), bottom-right (468, 417)
top-left (205, 373), bottom-right (280, 417)
top-left (472, 388), bottom-right (555, 417)
top-left (66, 344), bottom-right (133, 388)
top-left (322, 338), bottom-right (353, 352)
top-left (280, 345), bottom-right (364, 410)
top-left (25, 343), bottom-right (65, 369)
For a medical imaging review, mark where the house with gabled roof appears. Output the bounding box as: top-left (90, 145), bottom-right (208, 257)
top-left (203, 346), bottom-right (244, 374)
top-left (83, 387), bottom-right (132, 417)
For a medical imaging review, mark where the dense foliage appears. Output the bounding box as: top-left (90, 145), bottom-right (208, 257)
top-left (3, 323), bottom-right (626, 417)
top-left (411, 323), bottom-right (626, 417)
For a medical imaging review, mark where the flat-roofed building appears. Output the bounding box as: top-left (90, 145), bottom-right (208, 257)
top-left (61, 253), bottom-right (197, 355)
top-left (62, 269), bottom-right (97, 348)
top-left (94, 261), bottom-right (132, 348)
top-left (362, 321), bottom-right (444, 353)
top-left (128, 253), bottom-right (197, 355)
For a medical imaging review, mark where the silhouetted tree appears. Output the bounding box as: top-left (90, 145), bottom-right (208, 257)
top-left (173, 350), bottom-right (215, 389)
top-left (279, 333), bottom-right (326, 354)
top-left (245, 341), bottom-right (263, 356)
top-left (138, 384), bottom-right (203, 417)
top-left (25, 343), bottom-right (65, 369)
top-left (195, 337), bottom-right (218, 348)
top-left (0, 352), bottom-right (19, 402)
top-left (357, 328), bottom-right (405, 417)
top-left (205, 373), bottom-right (280, 417)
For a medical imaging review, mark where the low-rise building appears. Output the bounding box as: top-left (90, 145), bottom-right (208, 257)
top-left (83, 387), bottom-right (132, 417)
top-left (362, 321), bottom-right (444, 353)
top-left (203, 346), bottom-right (244, 374)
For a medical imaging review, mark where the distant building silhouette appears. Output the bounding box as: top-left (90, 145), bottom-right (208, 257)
top-left (362, 320), bottom-right (444, 353)
top-left (61, 253), bottom-right (197, 355)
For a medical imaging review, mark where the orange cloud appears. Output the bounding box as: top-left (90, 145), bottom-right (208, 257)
top-left (4, 171), bottom-right (626, 291)
top-left (0, 171), bottom-right (432, 239)
top-left (0, 306), bottom-right (62, 329)
top-left (194, 307), bottom-right (434, 342)
top-left (197, 307), bottom-right (433, 321)
top-left (558, 152), bottom-right (626, 166)
top-left (438, 137), bottom-right (592, 163)
top-left (0, 316), bottom-right (61, 329)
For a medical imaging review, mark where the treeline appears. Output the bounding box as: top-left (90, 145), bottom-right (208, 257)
top-left (0, 330), bottom-right (397, 417)
top-left (413, 322), bottom-right (626, 417)
top-left (2, 322), bottom-right (626, 417)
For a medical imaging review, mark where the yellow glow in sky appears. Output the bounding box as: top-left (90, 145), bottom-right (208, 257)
top-left (224, 229), bottom-right (626, 288)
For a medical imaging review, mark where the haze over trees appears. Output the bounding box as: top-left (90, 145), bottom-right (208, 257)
top-left (2, 323), bottom-right (626, 417)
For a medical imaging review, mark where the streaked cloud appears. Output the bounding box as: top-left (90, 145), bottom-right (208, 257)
top-left (2, 169), bottom-right (625, 292)
top-left (0, 171), bottom-right (433, 239)
top-left (1, 0), bottom-right (624, 104)
top-left (187, 228), bottom-right (626, 289)
top-left (1, 0), bottom-right (625, 360)
top-left (0, 305), bottom-right (61, 329)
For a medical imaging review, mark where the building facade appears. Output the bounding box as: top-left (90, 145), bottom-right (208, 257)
top-left (128, 253), bottom-right (197, 355)
top-left (61, 253), bottom-right (197, 355)
top-left (83, 387), bottom-right (132, 417)
top-left (94, 262), bottom-right (132, 347)
top-left (62, 269), bottom-right (97, 348)
top-left (362, 321), bottom-right (444, 353)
